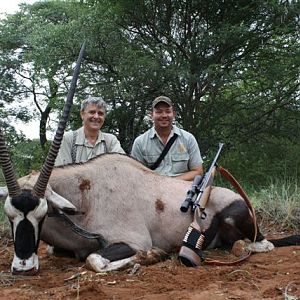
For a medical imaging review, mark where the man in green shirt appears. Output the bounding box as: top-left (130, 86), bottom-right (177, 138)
top-left (55, 96), bottom-right (124, 166)
top-left (131, 96), bottom-right (203, 181)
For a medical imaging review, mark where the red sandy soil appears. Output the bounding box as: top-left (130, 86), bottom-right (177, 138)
top-left (0, 228), bottom-right (299, 300)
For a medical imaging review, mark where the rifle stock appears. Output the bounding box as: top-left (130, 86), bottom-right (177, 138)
top-left (196, 166), bottom-right (217, 211)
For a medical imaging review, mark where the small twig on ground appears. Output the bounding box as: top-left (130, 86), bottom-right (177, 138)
top-left (64, 271), bottom-right (87, 282)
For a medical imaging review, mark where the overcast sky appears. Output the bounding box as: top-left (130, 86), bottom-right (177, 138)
top-left (0, 0), bottom-right (37, 15)
top-left (1, 0), bottom-right (40, 139)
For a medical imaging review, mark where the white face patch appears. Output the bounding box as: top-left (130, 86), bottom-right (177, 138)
top-left (4, 196), bottom-right (24, 239)
top-left (27, 198), bottom-right (48, 243)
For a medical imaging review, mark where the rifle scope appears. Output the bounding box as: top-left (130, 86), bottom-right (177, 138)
top-left (180, 175), bottom-right (203, 212)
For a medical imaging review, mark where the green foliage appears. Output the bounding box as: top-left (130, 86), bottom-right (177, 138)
top-left (0, 0), bottom-right (89, 148)
top-left (10, 139), bottom-right (50, 177)
top-left (220, 137), bottom-right (300, 188)
top-left (0, 125), bottom-right (48, 178)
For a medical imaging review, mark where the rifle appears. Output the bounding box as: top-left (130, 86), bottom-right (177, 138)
top-left (180, 143), bottom-right (224, 214)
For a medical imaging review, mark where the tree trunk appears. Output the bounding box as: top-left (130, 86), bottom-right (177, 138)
top-left (39, 106), bottom-right (51, 150)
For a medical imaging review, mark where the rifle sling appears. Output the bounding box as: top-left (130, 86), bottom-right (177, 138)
top-left (218, 166), bottom-right (257, 228)
top-left (150, 133), bottom-right (178, 170)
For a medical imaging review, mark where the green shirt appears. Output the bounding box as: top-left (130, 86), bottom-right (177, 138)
top-left (55, 126), bottom-right (125, 166)
top-left (131, 125), bottom-right (203, 176)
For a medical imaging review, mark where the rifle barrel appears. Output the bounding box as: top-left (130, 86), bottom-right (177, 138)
top-left (193, 143), bottom-right (224, 210)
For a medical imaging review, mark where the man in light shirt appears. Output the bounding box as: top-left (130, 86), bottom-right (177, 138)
top-left (131, 96), bottom-right (203, 181)
top-left (55, 96), bottom-right (124, 166)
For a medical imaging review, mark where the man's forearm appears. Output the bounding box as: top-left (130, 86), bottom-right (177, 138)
top-left (176, 166), bottom-right (203, 181)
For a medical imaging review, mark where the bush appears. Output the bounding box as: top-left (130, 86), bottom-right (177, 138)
top-left (220, 137), bottom-right (300, 188)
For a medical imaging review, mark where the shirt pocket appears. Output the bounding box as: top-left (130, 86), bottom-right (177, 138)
top-left (171, 153), bottom-right (189, 174)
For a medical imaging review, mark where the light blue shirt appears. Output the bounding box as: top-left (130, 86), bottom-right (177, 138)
top-left (131, 125), bottom-right (203, 176)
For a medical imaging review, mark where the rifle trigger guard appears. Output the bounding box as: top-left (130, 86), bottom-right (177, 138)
top-left (201, 210), bottom-right (207, 219)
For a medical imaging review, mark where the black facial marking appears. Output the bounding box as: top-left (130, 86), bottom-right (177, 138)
top-left (14, 218), bottom-right (36, 259)
top-left (10, 189), bottom-right (45, 259)
top-left (11, 189), bottom-right (40, 216)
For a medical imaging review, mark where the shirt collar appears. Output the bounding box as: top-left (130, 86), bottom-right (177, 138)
top-left (150, 125), bottom-right (181, 139)
top-left (75, 127), bottom-right (104, 145)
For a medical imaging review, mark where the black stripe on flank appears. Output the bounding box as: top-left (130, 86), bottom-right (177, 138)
top-left (99, 243), bottom-right (136, 262)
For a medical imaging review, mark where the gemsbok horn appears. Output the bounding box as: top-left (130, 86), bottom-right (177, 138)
top-left (0, 41), bottom-right (85, 274)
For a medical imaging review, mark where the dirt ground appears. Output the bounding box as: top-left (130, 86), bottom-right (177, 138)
top-left (0, 227), bottom-right (299, 300)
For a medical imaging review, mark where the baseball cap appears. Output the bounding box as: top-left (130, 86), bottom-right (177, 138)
top-left (152, 96), bottom-right (173, 109)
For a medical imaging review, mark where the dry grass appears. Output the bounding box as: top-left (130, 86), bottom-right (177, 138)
top-left (252, 179), bottom-right (300, 231)
top-left (0, 202), bottom-right (10, 235)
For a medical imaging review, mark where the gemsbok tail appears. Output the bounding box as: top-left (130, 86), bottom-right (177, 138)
top-left (269, 235), bottom-right (300, 247)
